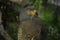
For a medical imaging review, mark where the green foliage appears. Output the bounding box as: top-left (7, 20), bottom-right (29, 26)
top-left (42, 4), bottom-right (55, 25)
top-left (40, 1), bottom-right (59, 40)
top-left (34, 0), bottom-right (42, 10)
top-left (32, 0), bottom-right (59, 40)
top-left (0, 2), bottom-right (19, 40)
top-left (7, 22), bottom-right (18, 40)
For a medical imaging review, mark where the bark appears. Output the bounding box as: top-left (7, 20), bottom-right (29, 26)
top-left (0, 25), bottom-right (13, 40)
top-left (0, 11), bottom-right (13, 40)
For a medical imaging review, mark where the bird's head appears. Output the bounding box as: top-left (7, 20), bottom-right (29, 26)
top-left (26, 6), bottom-right (38, 17)
top-left (20, 6), bottom-right (38, 21)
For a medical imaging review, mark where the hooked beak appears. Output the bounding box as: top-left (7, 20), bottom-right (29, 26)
top-left (27, 10), bottom-right (37, 16)
top-left (31, 10), bottom-right (37, 16)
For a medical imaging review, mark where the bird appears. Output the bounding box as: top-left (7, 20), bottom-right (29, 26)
top-left (18, 5), bottom-right (43, 40)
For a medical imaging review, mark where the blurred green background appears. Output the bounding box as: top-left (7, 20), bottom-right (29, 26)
top-left (0, 0), bottom-right (59, 40)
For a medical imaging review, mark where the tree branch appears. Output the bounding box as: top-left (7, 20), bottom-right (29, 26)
top-left (0, 25), bottom-right (13, 40)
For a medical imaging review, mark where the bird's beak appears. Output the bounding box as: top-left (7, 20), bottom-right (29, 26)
top-left (31, 10), bottom-right (37, 16)
top-left (27, 10), bottom-right (37, 16)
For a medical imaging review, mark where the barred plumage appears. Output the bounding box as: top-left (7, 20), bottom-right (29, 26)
top-left (18, 6), bottom-right (42, 40)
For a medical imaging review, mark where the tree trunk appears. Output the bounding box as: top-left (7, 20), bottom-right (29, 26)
top-left (0, 11), bottom-right (13, 40)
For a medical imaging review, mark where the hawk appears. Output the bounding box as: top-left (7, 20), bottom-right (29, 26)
top-left (18, 6), bottom-right (43, 40)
